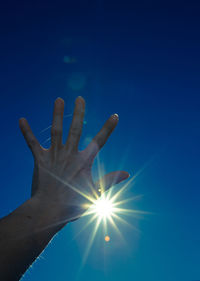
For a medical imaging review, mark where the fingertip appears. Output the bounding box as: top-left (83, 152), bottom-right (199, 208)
top-left (55, 97), bottom-right (65, 106)
top-left (75, 96), bottom-right (85, 102)
top-left (125, 171), bottom-right (130, 177)
top-left (76, 96), bottom-right (85, 106)
top-left (110, 113), bottom-right (119, 123)
top-left (19, 117), bottom-right (27, 126)
top-left (55, 97), bottom-right (64, 102)
top-left (77, 95), bottom-right (84, 100)
top-left (110, 171), bottom-right (130, 186)
top-left (111, 113), bottom-right (119, 121)
top-left (119, 171), bottom-right (130, 180)
top-left (19, 118), bottom-right (29, 135)
top-left (19, 117), bottom-right (26, 121)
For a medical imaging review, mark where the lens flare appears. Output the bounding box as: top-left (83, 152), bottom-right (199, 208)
top-left (38, 151), bottom-right (150, 272)
top-left (105, 235), bottom-right (110, 242)
top-left (77, 166), bottom-right (151, 269)
top-left (92, 197), bottom-right (114, 218)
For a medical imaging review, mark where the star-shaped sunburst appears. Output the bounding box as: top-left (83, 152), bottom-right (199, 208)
top-left (74, 162), bottom-right (149, 267)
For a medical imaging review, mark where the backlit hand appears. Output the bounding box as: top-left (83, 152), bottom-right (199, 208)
top-left (19, 97), bottom-right (129, 225)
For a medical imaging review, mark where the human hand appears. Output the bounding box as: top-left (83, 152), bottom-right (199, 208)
top-left (19, 97), bottom-right (129, 226)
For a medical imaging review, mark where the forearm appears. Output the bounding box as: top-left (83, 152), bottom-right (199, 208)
top-left (0, 196), bottom-right (67, 281)
top-left (0, 96), bottom-right (128, 280)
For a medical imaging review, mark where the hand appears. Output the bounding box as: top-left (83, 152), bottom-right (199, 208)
top-left (19, 97), bottom-right (129, 225)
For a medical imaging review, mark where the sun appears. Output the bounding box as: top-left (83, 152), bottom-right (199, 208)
top-left (91, 197), bottom-right (114, 219)
top-left (64, 155), bottom-right (150, 268)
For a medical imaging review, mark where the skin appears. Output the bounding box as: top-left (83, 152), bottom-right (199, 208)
top-left (0, 96), bottom-right (129, 281)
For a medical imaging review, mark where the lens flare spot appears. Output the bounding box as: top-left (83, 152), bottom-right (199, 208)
top-left (105, 235), bottom-right (110, 242)
top-left (68, 72), bottom-right (86, 91)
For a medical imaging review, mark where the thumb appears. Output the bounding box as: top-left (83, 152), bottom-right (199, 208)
top-left (95, 171), bottom-right (130, 193)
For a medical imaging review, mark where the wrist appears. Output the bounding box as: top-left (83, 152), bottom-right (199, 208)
top-left (28, 196), bottom-right (68, 237)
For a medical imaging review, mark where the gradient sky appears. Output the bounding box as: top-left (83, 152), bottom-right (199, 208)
top-left (0, 1), bottom-right (200, 281)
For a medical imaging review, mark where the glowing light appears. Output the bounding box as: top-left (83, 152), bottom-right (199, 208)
top-left (68, 72), bottom-right (86, 91)
top-left (77, 165), bottom-right (150, 269)
top-left (105, 235), bottom-right (110, 242)
top-left (63, 56), bottom-right (77, 64)
top-left (36, 151), bottom-right (149, 270)
top-left (92, 197), bottom-right (114, 218)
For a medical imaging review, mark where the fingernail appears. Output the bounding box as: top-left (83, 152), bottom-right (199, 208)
top-left (111, 113), bottom-right (119, 120)
top-left (76, 96), bottom-right (84, 102)
top-left (19, 117), bottom-right (26, 124)
top-left (19, 117), bottom-right (25, 121)
top-left (76, 96), bottom-right (83, 100)
top-left (76, 96), bottom-right (85, 106)
top-left (55, 97), bottom-right (64, 103)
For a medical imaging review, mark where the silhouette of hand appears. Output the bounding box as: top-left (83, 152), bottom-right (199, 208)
top-left (19, 97), bottom-right (129, 225)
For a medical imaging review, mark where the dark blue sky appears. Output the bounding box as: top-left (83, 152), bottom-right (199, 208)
top-left (0, 1), bottom-right (200, 280)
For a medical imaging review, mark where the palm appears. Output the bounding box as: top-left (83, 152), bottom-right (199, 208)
top-left (19, 97), bottom-right (129, 222)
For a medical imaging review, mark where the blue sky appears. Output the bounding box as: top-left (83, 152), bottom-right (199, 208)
top-left (0, 1), bottom-right (200, 280)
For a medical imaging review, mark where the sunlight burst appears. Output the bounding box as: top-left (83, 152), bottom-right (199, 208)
top-left (76, 159), bottom-right (151, 269)
top-left (91, 197), bottom-right (114, 219)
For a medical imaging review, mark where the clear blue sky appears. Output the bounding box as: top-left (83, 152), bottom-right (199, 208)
top-left (0, 1), bottom-right (200, 280)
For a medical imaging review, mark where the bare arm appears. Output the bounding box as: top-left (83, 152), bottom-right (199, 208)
top-left (0, 97), bottom-right (129, 281)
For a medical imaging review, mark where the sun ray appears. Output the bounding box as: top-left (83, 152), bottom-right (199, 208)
top-left (106, 185), bottom-right (113, 200)
top-left (41, 166), bottom-right (96, 204)
top-left (108, 216), bottom-right (125, 243)
top-left (42, 136), bottom-right (51, 145)
top-left (76, 176), bottom-right (148, 267)
top-left (40, 125), bottom-right (52, 134)
top-left (96, 153), bottom-right (106, 195)
top-left (113, 194), bottom-right (144, 207)
top-left (86, 179), bottom-right (99, 200)
top-left (73, 153), bottom-right (152, 267)
top-left (103, 216), bottom-right (108, 234)
top-left (112, 213), bottom-right (141, 233)
top-left (113, 207), bottom-right (152, 218)
top-left (73, 214), bottom-right (98, 240)
top-left (110, 175), bottom-right (135, 203)
top-left (110, 155), bottom-right (158, 204)
top-left (81, 216), bottom-right (102, 265)
top-left (40, 113), bottom-right (72, 134)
